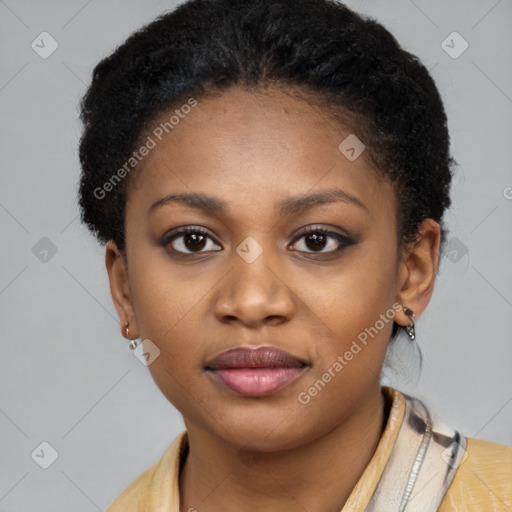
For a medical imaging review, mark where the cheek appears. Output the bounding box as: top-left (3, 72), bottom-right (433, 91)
top-left (127, 257), bottom-right (219, 375)
top-left (301, 245), bottom-right (397, 340)
top-left (132, 277), bottom-right (210, 416)
top-left (129, 253), bottom-right (207, 340)
top-left (297, 246), bottom-right (398, 397)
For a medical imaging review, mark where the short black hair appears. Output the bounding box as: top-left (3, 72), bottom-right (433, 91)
top-left (78, 0), bottom-right (456, 339)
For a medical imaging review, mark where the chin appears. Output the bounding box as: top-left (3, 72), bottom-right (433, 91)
top-left (201, 404), bottom-right (327, 453)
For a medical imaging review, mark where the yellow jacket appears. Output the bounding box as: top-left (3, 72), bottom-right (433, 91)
top-left (106, 387), bottom-right (512, 511)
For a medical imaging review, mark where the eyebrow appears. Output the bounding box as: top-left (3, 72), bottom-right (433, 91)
top-left (148, 188), bottom-right (369, 216)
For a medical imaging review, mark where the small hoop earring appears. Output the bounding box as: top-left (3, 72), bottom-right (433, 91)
top-left (403, 307), bottom-right (416, 341)
top-left (125, 322), bottom-right (138, 350)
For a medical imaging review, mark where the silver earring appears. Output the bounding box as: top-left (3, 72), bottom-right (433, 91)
top-left (125, 322), bottom-right (138, 350)
top-left (403, 307), bottom-right (416, 340)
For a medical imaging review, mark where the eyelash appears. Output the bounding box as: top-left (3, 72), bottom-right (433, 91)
top-left (161, 225), bottom-right (357, 256)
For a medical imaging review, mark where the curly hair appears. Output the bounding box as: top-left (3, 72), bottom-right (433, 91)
top-left (78, 0), bottom-right (456, 340)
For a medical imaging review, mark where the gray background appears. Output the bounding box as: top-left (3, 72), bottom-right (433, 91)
top-left (1, 0), bottom-right (511, 510)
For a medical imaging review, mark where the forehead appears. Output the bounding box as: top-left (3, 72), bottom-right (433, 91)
top-left (127, 87), bottom-right (395, 220)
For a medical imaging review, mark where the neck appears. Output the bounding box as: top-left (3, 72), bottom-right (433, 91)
top-left (179, 383), bottom-right (388, 512)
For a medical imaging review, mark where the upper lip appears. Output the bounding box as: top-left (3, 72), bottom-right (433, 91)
top-left (205, 346), bottom-right (308, 370)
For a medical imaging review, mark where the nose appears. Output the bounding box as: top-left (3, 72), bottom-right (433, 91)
top-left (213, 247), bottom-right (296, 328)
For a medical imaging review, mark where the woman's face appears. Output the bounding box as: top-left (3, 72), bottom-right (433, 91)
top-left (110, 87), bottom-right (420, 451)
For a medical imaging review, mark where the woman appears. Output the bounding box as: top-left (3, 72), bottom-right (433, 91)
top-left (77, 0), bottom-right (512, 510)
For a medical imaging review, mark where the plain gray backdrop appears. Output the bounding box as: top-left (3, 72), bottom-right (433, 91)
top-left (1, 0), bottom-right (511, 510)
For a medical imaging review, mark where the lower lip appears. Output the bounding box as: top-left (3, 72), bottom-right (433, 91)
top-left (208, 367), bottom-right (306, 397)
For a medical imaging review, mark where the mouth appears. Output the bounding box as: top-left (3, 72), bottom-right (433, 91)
top-left (205, 346), bottom-right (309, 397)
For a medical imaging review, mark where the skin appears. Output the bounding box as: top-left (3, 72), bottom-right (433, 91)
top-left (105, 86), bottom-right (440, 512)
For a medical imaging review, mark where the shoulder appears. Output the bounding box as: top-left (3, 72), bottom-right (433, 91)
top-left (105, 463), bottom-right (158, 511)
top-left (391, 387), bottom-right (512, 511)
top-left (105, 430), bottom-right (188, 512)
top-left (438, 437), bottom-right (512, 511)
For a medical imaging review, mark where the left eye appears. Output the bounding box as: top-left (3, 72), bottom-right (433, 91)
top-left (290, 227), bottom-right (355, 253)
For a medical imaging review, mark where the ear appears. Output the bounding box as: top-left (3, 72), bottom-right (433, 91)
top-left (395, 219), bottom-right (441, 327)
top-left (105, 240), bottom-right (139, 340)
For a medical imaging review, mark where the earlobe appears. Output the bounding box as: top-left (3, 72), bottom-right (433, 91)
top-left (105, 240), bottom-right (140, 339)
top-left (395, 219), bottom-right (441, 327)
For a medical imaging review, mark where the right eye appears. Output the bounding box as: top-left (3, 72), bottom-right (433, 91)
top-left (161, 226), bottom-right (223, 255)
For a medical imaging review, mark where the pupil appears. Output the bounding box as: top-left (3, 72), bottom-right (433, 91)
top-left (306, 232), bottom-right (326, 251)
top-left (185, 233), bottom-right (206, 251)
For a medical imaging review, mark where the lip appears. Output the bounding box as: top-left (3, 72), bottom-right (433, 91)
top-left (205, 346), bottom-right (309, 397)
